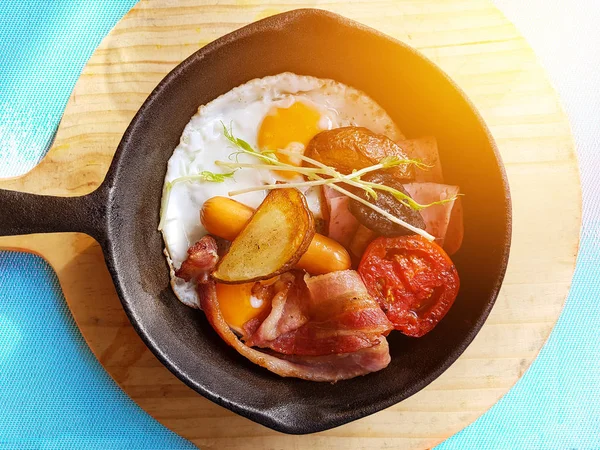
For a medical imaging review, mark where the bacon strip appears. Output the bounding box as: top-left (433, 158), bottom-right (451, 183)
top-left (245, 272), bottom-right (310, 343)
top-left (198, 282), bottom-right (391, 382)
top-left (247, 270), bottom-right (393, 356)
top-left (175, 235), bottom-right (218, 283)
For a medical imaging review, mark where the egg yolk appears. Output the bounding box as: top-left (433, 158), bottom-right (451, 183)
top-left (258, 101), bottom-right (323, 178)
top-left (216, 281), bottom-right (272, 332)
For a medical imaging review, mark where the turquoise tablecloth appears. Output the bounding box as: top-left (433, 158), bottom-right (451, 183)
top-left (1, 1), bottom-right (599, 448)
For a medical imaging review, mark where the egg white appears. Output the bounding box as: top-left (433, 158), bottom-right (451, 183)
top-left (161, 72), bottom-right (403, 307)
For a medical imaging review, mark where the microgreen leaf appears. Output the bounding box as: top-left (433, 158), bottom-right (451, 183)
top-left (222, 121), bottom-right (250, 150)
top-left (222, 121), bottom-right (280, 165)
top-left (158, 181), bottom-right (173, 231)
top-left (379, 155), bottom-right (401, 168)
top-left (378, 155), bottom-right (432, 171)
top-left (199, 170), bottom-right (236, 182)
top-left (364, 185), bottom-right (378, 200)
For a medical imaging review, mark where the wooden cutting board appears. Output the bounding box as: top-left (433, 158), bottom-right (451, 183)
top-left (0, 0), bottom-right (581, 448)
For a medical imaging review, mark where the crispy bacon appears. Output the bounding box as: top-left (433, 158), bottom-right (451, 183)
top-left (276, 338), bottom-right (391, 380)
top-left (175, 235), bottom-right (218, 283)
top-left (198, 281), bottom-right (391, 382)
top-left (245, 272), bottom-right (310, 343)
top-left (177, 235), bottom-right (392, 380)
top-left (247, 270), bottom-right (393, 356)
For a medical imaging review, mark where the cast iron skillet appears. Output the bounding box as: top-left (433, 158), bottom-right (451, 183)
top-left (0, 9), bottom-right (511, 434)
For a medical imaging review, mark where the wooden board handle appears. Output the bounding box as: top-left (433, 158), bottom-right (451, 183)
top-left (0, 187), bottom-right (107, 242)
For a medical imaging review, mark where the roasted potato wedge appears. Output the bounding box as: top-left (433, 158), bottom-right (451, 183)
top-left (213, 188), bottom-right (315, 283)
top-left (305, 127), bottom-right (414, 180)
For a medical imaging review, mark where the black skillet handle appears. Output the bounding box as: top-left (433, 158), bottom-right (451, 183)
top-left (0, 186), bottom-right (108, 243)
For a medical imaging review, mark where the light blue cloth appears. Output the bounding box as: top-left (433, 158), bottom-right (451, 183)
top-left (0, 252), bottom-right (195, 449)
top-left (0, 1), bottom-right (598, 448)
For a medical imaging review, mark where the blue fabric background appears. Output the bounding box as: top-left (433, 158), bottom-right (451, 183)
top-left (1, 1), bottom-right (598, 448)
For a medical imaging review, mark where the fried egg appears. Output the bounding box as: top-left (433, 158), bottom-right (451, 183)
top-left (161, 72), bottom-right (403, 309)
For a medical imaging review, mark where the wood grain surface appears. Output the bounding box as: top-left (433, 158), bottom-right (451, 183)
top-left (0, 0), bottom-right (581, 448)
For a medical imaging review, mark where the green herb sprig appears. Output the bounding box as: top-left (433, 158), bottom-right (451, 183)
top-left (158, 170), bottom-right (236, 230)
top-left (159, 122), bottom-right (459, 240)
top-left (218, 123), bottom-right (458, 241)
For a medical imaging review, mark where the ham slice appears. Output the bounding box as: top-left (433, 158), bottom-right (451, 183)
top-left (321, 185), bottom-right (359, 248)
top-left (327, 196), bottom-right (360, 248)
top-left (403, 183), bottom-right (463, 253)
top-left (198, 281), bottom-right (391, 382)
top-left (322, 184), bottom-right (344, 202)
top-left (247, 270), bottom-right (393, 356)
top-left (443, 197), bottom-right (464, 255)
top-left (400, 136), bottom-right (444, 183)
top-left (349, 224), bottom-right (378, 259)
